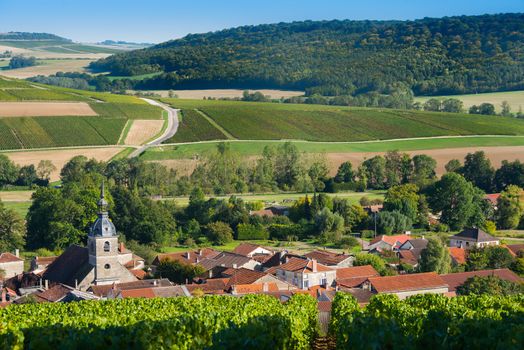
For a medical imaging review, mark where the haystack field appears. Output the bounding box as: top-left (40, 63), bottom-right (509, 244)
top-left (0, 102), bottom-right (97, 117)
top-left (124, 120), bottom-right (165, 145)
top-left (325, 146), bottom-right (524, 177)
top-left (4, 147), bottom-right (123, 181)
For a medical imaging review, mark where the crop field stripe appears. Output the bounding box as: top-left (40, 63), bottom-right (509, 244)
top-left (195, 109), bottom-right (236, 139)
top-left (118, 119), bottom-right (133, 145)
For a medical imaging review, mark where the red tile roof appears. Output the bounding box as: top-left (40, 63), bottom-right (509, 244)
top-left (304, 250), bottom-right (352, 265)
top-left (369, 234), bottom-right (411, 248)
top-left (225, 268), bottom-right (267, 288)
top-left (232, 243), bottom-right (268, 256)
top-left (130, 269), bottom-right (147, 279)
top-left (276, 257), bottom-right (333, 274)
top-left (34, 256), bottom-right (57, 265)
top-left (336, 265), bottom-right (379, 280)
top-left (185, 278), bottom-right (230, 294)
top-left (484, 193), bottom-right (500, 206)
top-left (399, 250), bottom-right (418, 265)
top-left (36, 284), bottom-right (72, 302)
top-left (233, 282), bottom-right (279, 294)
top-left (368, 272), bottom-right (448, 293)
top-left (250, 209), bottom-right (275, 217)
top-left (153, 248), bottom-right (220, 265)
top-left (0, 253), bottom-right (22, 263)
top-left (505, 244), bottom-right (524, 257)
top-left (90, 279), bottom-right (172, 297)
top-left (120, 288), bottom-right (156, 298)
top-left (448, 247), bottom-right (467, 264)
top-left (440, 269), bottom-right (523, 292)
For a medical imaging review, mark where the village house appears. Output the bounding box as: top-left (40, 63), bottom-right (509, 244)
top-left (440, 268), bottom-right (522, 294)
top-left (449, 228), bottom-right (499, 249)
top-left (152, 248), bottom-right (220, 267)
top-left (232, 243), bottom-right (273, 258)
top-left (0, 251), bottom-right (24, 278)
top-left (368, 234), bottom-right (411, 252)
top-left (30, 256), bottom-right (57, 274)
top-left (448, 247), bottom-right (467, 265)
top-left (335, 265), bottom-right (379, 289)
top-left (304, 250), bottom-right (354, 267)
top-left (271, 257), bottom-right (336, 290)
top-left (364, 272), bottom-right (449, 299)
top-left (397, 238), bottom-right (428, 268)
top-left (505, 244), bottom-right (524, 257)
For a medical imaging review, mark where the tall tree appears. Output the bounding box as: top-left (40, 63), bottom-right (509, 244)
top-left (0, 154), bottom-right (18, 187)
top-left (411, 155), bottom-right (437, 188)
top-left (383, 184), bottom-right (420, 222)
top-left (419, 237), bottom-right (451, 274)
top-left (0, 200), bottom-right (25, 251)
top-left (496, 185), bottom-right (524, 229)
top-left (461, 151), bottom-right (495, 192)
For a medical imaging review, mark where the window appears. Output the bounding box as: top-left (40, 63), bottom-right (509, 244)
top-left (104, 264), bottom-right (111, 270)
top-left (104, 241), bottom-right (110, 252)
top-left (321, 277), bottom-right (327, 286)
top-left (303, 280), bottom-right (309, 289)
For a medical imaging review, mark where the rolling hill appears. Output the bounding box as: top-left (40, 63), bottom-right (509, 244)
top-left (91, 13), bottom-right (524, 96)
top-left (160, 98), bottom-right (524, 143)
top-left (0, 77), bottom-right (163, 150)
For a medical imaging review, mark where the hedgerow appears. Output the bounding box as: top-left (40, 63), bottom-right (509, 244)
top-left (0, 294), bottom-right (319, 349)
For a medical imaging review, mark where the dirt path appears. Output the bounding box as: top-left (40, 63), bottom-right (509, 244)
top-left (129, 99), bottom-right (179, 157)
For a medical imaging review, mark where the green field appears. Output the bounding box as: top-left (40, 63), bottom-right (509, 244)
top-left (0, 40), bottom-right (122, 54)
top-left (0, 77), bottom-right (163, 150)
top-left (141, 136), bottom-right (524, 160)
top-left (415, 90), bottom-right (524, 113)
top-left (166, 109), bottom-right (228, 143)
top-left (3, 201), bottom-right (31, 217)
top-left (160, 99), bottom-right (524, 142)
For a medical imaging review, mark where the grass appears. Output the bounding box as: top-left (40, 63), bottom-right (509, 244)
top-left (111, 147), bottom-right (136, 160)
top-left (415, 90), bottom-right (524, 113)
top-left (141, 136), bottom-right (524, 160)
top-left (166, 109), bottom-right (228, 143)
top-left (3, 201), bottom-right (31, 217)
top-left (104, 72), bottom-right (162, 81)
top-left (159, 99), bottom-right (524, 142)
top-left (0, 89), bottom-right (83, 101)
top-left (161, 190), bottom-right (384, 207)
top-left (90, 103), bottom-right (163, 120)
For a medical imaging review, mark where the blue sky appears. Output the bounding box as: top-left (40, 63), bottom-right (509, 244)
top-left (0, 0), bottom-right (523, 43)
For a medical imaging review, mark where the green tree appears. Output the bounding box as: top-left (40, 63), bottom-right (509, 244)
top-left (362, 156), bottom-right (386, 189)
top-left (376, 211), bottom-right (412, 234)
top-left (428, 172), bottom-right (485, 230)
top-left (308, 158), bottom-right (329, 191)
top-left (0, 200), bottom-right (25, 251)
top-left (445, 159), bottom-right (462, 173)
top-left (419, 237), bottom-right (451, 274)
top-left (314, 208), bottom-right (344, 235)
top-left (335, 161), bottom-right (354, 183)
top-left (411, 154), bottom-right (437, 188)
top-left (456, 275), bottom-right (524, 295)
top-left (155, 259), bottom-right (205, 284)
top-left (274, 142), bottom-right (301, 190)
top-left (461, 151), bottom-right (494, 192)
top-left (383, 184), bottom-right (420, 222)
top-left (0, 154), bottom-right (18, 187)
top-left (17, 165), bottom-right (37, 188)
top-left (441, 98), bottom-right (463, 113)
top-left (494, 160), bottom-right (524, 191)
top-left (332, 198), bottom-right (368, 231)
top-left (423, 98), bottom-right (441, 112)
top-left (37, 160), bottom-right (56, 184)
top-left (205, 221), bottom-right (233, 245)
top-left (496, 185), bottom-right (524, 229)
top-left (500, 101), bottom-right (512, 116)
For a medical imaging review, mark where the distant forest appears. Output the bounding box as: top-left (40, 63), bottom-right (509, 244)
top-left (90, 13), bottom-right (524, 96)
top-left (0, 32), bottom-right (70, 41)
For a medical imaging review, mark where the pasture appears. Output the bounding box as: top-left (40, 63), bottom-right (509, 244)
top-left (160, 99), bottom-right (524, 142)
top-left (0, 59), bottom-right (93, 79)
top-left (415, 90), bottom-right (524, 113)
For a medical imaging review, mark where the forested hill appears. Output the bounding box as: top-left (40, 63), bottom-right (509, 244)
top-left (0, 32), bottom-right (70, 41)
top-left (90, 13), bottom-right (524, 96)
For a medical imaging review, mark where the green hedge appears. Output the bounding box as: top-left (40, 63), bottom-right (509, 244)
top-left (330, 292), bottom-right (524, 350)
top-left (236, 223), bottom-right (269, 240)
top-left (0, 294), bottom-right (318, 349)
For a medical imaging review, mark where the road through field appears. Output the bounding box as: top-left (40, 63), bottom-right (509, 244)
top-left (128, 98), bottom-right (179, 157)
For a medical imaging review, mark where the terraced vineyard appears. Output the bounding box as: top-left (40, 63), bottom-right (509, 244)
top-left (161, 99), bottom-right (524, 142)
top-left (0, 77), bottom-right (163, 150)
top-left (166, 109), bottom-right (227, 142)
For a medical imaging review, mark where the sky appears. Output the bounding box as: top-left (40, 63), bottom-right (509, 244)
top-left (0, 0), bottom-right (523, 43)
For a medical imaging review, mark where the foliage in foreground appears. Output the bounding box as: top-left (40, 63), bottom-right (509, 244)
top-left (0, 294), bottom-right (318, 350)
top-left (330, 293), bottom-right (524, 350)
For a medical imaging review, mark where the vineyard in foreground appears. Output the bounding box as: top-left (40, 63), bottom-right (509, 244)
top-left (160, 99), bottom-right (524, 142)
top-left (0, 293), bottom-right (522, 349)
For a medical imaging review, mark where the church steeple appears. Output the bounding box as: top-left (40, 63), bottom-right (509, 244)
top-left (89, 181), bottom-right (117, 237)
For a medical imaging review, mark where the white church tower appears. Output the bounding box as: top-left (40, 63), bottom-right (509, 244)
top-left (88, 182), bottom-right (121, 285)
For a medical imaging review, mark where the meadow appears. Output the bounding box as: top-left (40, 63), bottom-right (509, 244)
top-left (166, 109), bottom-right (227, 143)
top-left (161, 99), bottom-right (524, 142)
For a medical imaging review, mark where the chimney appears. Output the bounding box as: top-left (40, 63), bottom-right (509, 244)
top-left (312, 259), bottom-right (318, 273)
top-left (208, 270), bottom-right (213, 279)
top-left (119, 242), bottom-right (125, 253)
top-left (232, 263), bottom-right (237, 269)
top-left (153, 280), bottom-right (158, 286)
top-left (14, 249), bottom-right (19, 258)
top-left (1, 289), bottom-right (6, 303)
top-left (75, 279), bottom-right (78, 289)
top-left (231, 285), bottom-right (237, 295)
top-left (262, 283), bottom-right (269, 292)
top-left (186, 252), bottom-right (191, 260)
top-left (45, 280), bottom-right (49, 290)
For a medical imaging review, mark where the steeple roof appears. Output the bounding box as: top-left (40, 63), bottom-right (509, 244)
top-left (89, 182), bottom-right (117, 237)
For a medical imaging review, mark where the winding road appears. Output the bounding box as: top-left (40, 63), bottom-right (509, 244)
top-left (128, 98), bottom-right (179, 158)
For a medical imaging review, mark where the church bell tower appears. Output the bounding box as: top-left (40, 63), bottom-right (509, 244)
top-left (88, 182), bottom-right (120, 285)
